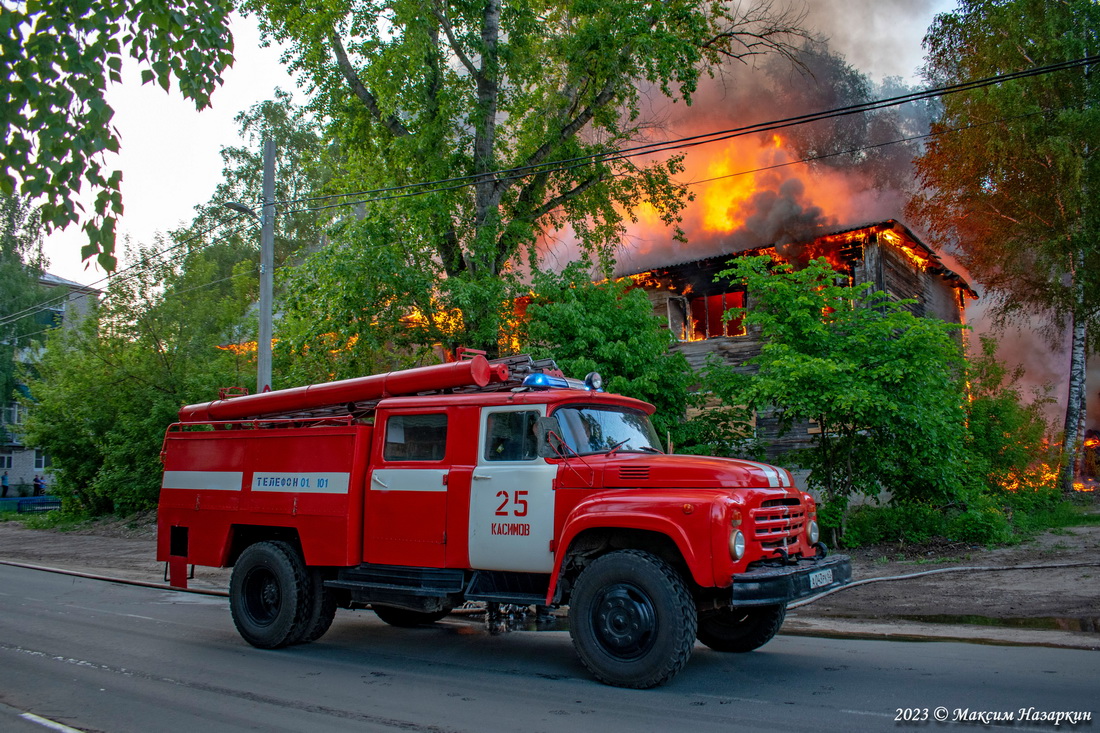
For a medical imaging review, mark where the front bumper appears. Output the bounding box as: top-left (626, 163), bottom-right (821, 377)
top-left (730, 554), bottom-right (851, 607)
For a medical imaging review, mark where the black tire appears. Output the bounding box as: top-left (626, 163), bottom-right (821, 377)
top-left (372, 605), bottom-right (452, 627)
top-left (229, 541), bottom-right (310, 649)
top-left (696, 604), bottom-right (786, 653)
top-left (568, 550), bottom-right (697, 689)
top-left (292, 568), bottom-right (338, 644)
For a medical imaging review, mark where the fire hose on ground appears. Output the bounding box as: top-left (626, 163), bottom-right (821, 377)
top-left (3, 558), bottom-right (1099, 612)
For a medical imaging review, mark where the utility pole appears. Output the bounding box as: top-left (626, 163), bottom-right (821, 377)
top-left (258, 138), bottom-right (275, 393)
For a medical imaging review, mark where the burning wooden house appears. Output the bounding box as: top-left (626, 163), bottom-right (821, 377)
top-left (625, 219), bottom-right (977, 459)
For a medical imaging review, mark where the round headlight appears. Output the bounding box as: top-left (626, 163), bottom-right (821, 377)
top-left (728, 529), bottom-right (746, 560)
top-left (584, 371), bottom-right (603, 391)
top-left (807, 519), bottom-right (820, 545)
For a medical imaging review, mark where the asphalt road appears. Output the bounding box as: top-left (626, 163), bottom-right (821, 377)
top-left (0, 564), bottom-right (1096, 733)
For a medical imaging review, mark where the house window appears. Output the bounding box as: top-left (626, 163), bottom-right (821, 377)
top-left (34, 306), bottom-right (65, 329)
top-left (35, 450), bottom-right (50, 470)
top-left (687, 292), bottom-right (746, 340)
top-left (0, 452), bottom-right (12, 470)
top-left (3, 401), bottom-right (25, 426)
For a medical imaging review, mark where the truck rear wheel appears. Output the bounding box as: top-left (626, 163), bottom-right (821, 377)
top-left (372, 605), bottom-right (451, 627)
top-left (696, 604), bottom-right (786, 653)
top-left (230, 541), bottom-right (310, 649)
top-left (292, 569), bottom-right (337, 644)
top-left (568, 550), bottom-right (697, 689)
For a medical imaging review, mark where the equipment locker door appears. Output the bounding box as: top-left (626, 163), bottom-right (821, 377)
top-left (364, 411), bottom-right (449, 567)
top-left (467, 406), bottom-right (556, 573)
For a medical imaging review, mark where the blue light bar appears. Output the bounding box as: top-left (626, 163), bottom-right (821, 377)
top-left (522, 373), bottom-right (572, 390)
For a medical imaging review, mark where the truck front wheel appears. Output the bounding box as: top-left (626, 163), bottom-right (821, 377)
top-left (569, 550), bottom-right (697, 689)
top-left (230, 541), bottom-right (310, 649)
top-left (696, 604), bottom-right (786, 653)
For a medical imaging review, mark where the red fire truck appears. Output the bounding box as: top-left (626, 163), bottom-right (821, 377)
top-left (158, 353), bottom-right (850, 688)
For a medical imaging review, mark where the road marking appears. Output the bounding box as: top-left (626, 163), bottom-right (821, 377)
top-left (20, 712), bottom-right (84, 733)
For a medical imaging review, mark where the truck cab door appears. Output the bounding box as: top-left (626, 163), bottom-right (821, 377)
top-left (364, 410), bottom-right (450, 567)
top-left (466, 406), bottom-right (557, 573)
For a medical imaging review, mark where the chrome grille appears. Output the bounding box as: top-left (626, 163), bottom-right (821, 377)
top-left (749, 498), bottom-right (806, 549)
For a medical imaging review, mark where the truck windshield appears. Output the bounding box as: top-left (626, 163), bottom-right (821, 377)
top-left (553, 405), bottom-right (663, 456)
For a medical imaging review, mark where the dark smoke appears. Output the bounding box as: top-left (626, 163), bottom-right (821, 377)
top-left (727, 178), bottom-right (831, 252)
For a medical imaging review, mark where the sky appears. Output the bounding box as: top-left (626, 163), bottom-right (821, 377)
top-left (42, 13), bottom-right (301, 286)
top-left (41, 1), bottom-right (955, 287)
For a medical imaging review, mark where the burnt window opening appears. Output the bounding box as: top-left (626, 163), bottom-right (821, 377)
top-left (669, 292), bottom-right (746, 341)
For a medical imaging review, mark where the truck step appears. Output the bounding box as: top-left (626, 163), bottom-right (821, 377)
top-left (463, 570), bottom-right (550, 604)
top-left (327, 564), bottom-right (467, 596)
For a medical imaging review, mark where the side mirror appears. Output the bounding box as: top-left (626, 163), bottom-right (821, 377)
top-left (535, 416), bottom-right (566, 458)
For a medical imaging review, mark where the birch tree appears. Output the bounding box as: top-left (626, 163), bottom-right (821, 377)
top-left (908, 0), bottom-right (1100, 491)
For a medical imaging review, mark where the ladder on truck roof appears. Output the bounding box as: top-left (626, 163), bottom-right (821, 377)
top-left (175, 352), bottom-right (566, 425)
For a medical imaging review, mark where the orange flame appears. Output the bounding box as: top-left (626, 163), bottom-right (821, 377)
top-left (216, 339), bottom-right (277, 356)
top-left (621, 131), bottom-right (870, 267)
top-left (998, 461), bottom-right (1060, 492)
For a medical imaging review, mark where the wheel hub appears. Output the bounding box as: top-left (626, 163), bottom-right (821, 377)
top-left (593, 584), bottom-right (656, 659)
top-left (244, 568), bottom-right (280, 625)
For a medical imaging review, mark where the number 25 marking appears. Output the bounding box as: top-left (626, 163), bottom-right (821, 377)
top-left (495, 490), bottom-right (529, 517)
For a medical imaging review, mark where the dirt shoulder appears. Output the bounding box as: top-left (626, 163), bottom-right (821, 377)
top-left (2, 509), bottom-right (1098, 650)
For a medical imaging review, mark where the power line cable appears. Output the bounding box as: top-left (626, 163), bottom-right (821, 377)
top-left (682, 112), bottom-right (1041, 188)
top-left (275, 55), bottom-right (1098, 212)
top-left (18, 266), bottom-right (260, 344)
top-left (0, 215), bottom-right (252, 330)
top-left (11, 56), bottom-right (1091, 332)
top-left (279, 57), bottom-right (1078, 216)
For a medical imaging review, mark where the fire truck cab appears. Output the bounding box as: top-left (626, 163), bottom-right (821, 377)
top-left (158, 354), bottom-right (850, 688)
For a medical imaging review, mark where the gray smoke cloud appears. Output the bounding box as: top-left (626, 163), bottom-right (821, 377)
top-left (800, 0), bottom-right (952, 82)
top-left (615, 23), bottom-right (932, 273)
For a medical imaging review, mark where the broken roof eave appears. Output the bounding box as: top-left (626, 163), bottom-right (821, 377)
top-left (623, 218), bottom-right (978, 301)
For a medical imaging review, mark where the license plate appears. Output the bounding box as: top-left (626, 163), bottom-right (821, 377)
top-left (809, 568), bottom-right (833, 589)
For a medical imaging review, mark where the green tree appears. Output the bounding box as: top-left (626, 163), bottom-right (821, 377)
top-left (966, 334), bottom-right (1055, 489)
top-left (21, 239), bottom-right (256, 513)
top-left (188, 89), bottom-right (331, 269)
top-left (907, 0), bottom-right (1100, 491)
top-left (720, 256), bottom-right (971, 511)
top-left (246, 0), bottom-right (809, 354)
top-left (0, 194), bottom-right (50, 442)
top-left (19, 92), bottom-right (332, 514)
top-left (522, 263), bottom-right (692, 441)
top-left (1, 0), bottom-right (235, 270)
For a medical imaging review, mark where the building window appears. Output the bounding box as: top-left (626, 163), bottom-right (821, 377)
top-left (383, 414), bottom-right (448, 461)
top-left (3, 401), bottom-right (25, 426)
top-left (0, 452), bottom-right (12, 470)
top-left (672, 292), bottom-right (746, 341)
top-left (34, 306), bottom-right (65, 329)
top-left (35, 450), bottom-right (50, 470)
top-left (692, 292), bottom-right (746, 339)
